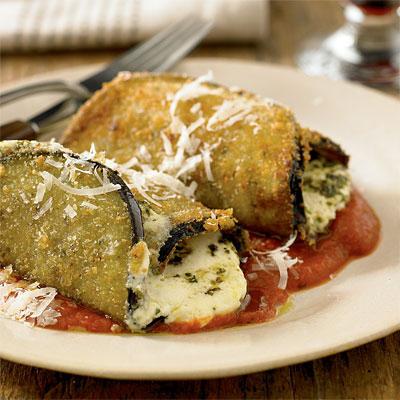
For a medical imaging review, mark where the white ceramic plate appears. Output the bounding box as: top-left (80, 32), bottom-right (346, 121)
top-left (0, 59), bottom-right (399, 379)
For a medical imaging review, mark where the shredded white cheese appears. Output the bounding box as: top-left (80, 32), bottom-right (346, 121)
top-left (160, 133), bottom-right (173, 156)
top-left (239, 294), bottom-right (251, 311)
top-left (102, 168), bottom-right (110, 185)
top-left (93, 167), bottom-right (104, 185)
top-left (199, 140), bottom-right (220, 182)
top-left (59, 73), bottom-right (268, 207)
top-left (247, 272), bottom-right (258, 281)
top-left (122, 156), bottom-right (139, 169)
top-left (80, 142), bottom-right (97, 161)
top-left (190, 102), bottom-right (201, 114)
top-left (64, 204), bottom-right (77, 219)
top-left (19, 191), bottom-right (29, 204)
top-left (169, 70), bottom-right (220, 119)
top-left (206, 99), bottom-right (252, 131)
top-left (34, 183), bottom-right (46, 204)
top-left (250, 234), bottom-right (302, 290)
top-left (101, 149), bottom-right (199, 207)
top-left (42, 170), bottom-right (53, 190)
top-left (45, 158), bottom-right (63, 169)
top-left (138, 145), bottom-right (152, 163)
top-left (33, 197), bottom-right (53, 220)
top-left (260, 296), bottom-right (268, 310)
top-left (160, 72), bottom-right (221, 187)
top-left (0, 267), bottom-right (60, 327)
top-left (81, 201), bottom-right (98, 210)
top-left (40, 171), bottom-right (121, 197)
top-left (62, 153), bottom-right (91, 168)
top-left (200, 148), bottom-right (214, 181)
top-left (175, 154), bottom-right (203, 179)
top-left (36, 307), bottom-right (61, 327)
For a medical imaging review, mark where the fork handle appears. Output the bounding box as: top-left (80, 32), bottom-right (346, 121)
top-left (0, 120), bottom-right (39, 141)
top-left (0, 80), bottom-right (90, 106)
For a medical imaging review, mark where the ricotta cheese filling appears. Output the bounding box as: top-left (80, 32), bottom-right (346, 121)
top-left (127, 232), bottom-right (247, 331)
top-left (303, 159), bottom-right (351, 238)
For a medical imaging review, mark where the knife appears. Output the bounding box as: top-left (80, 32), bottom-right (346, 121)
top-left (0, 16), bottom-right (212, 141)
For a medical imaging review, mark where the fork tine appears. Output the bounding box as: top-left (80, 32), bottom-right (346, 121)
top-left (150, 21), bottom-right (213, 72)
top-left (130, 19), bottom-right (213, 73)
top-left (111, 17), bottom-right (199, 70)
top-left (83, 16), bottom-right (207, 87)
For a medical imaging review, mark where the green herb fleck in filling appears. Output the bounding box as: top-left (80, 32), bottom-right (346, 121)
top-left (205, 287), bottom-right (221, 296)
top-left (184, 272), bottom-right (198, 283)
top-left (169, 243), bottom-right (192, 265)
top-left (303, 159), bottom-right (351, 238)
top-left (208, 243), bottom-right (218, 256)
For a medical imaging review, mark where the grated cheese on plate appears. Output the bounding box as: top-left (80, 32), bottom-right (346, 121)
top-left (250, 234), bottom-right (302, 290)
top-left (0, 266), bottom-right (60, 327)
top-left (239, 294), bottom-right (251, 311)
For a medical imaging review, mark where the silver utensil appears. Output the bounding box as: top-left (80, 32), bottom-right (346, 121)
top-left (0, 16), bottom-right (213, 140)
top-left (0, 81), bottom-right (91, 106)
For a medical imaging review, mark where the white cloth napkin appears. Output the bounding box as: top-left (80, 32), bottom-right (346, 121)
top-left (0, 0), bottom-right (268, 52)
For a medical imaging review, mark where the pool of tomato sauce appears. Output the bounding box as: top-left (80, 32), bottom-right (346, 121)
top-left (46, 190), bottom-right (380, 334)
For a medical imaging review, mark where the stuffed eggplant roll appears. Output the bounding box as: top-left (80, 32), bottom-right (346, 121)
top-left (62, 72), bottom-right (350, 241)
top-left (0, 141), bottom-right (246, 331)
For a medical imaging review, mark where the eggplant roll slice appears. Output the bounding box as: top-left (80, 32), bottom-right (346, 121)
top-left (0, 141), bottom-right (246, 331)
top-left (62, 72), bottom-right (351, 240)
top-left (62, 72), bottom-right (304, 237)
top-left (0, 140), bottom-right (147, 327)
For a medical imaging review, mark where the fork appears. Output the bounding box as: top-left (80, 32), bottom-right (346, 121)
top-left (0, 16), bottom-right (213, 140)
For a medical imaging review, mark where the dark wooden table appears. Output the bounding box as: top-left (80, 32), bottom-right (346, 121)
top-left (1, 1), bottom-right (399, 399)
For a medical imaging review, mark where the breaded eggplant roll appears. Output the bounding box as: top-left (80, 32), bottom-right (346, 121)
top-left (62, 72), bottom-right (351, 241)
top-left (0, 141), bottom-right (247, 331)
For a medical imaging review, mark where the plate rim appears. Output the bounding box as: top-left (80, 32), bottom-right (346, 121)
top-left (0, 322), bottom-right (398, 380)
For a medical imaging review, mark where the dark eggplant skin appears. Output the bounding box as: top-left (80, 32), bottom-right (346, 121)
top-left (144, 315), bottom-right (166, 331)
top-left (100, 164), bottom-right (144, 243)
top-left (0, 144), bottom-right (145, 247)
top-left (297, 129), bottom-right (350, 241)
top-left (289, 137), bottom-right (306, 234)
top-left (290, 129), bottom-right (350, 240)
top-left (158, 220), bottom-right (205, 264)
top-left (67, 153), bottom-right (145, 245)
top-left (158, 220), bottom-right (245, 272)
top-left (301, 128), bottom-right (349, 166)
top-left (310, 136), bottom-right (349, 166)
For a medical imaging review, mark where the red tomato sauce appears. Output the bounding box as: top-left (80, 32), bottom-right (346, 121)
top-left (39, 190), bottom-right (380, 334)
top-left (49, 295), bottom-right (126, 334)
top-left (153, 190), bottom-right (381, 334)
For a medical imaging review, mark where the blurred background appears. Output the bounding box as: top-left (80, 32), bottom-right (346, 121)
top-left (0, 0), bottom-right (399, 94)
